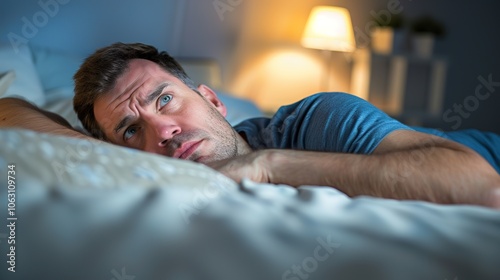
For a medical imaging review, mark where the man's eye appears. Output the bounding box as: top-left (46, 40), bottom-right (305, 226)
top-left (159, 94), bottom-right (172, 108)
top-left (124, 126), bottom-right (137, 140)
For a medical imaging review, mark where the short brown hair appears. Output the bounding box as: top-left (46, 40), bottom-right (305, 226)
top-left (73, 42), bottom-right (196, 140)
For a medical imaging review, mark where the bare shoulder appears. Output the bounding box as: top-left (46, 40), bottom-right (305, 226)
top-left (0, 97), bottom-right (93, 140)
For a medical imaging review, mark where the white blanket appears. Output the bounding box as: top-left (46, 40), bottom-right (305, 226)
top-left (1, 129), bottom-right (499, 280)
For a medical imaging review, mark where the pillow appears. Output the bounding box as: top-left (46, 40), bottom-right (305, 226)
top-left (29, 44), bottom-right (84, 103)
top-left (0, 70), bottom-right (16, 96)
top-left (217, 91), bottom-right (265, 125)
top-left (42, 90), bottom-right (86, 133)
top-left (0, 43), bottom-right (45, 106)
top-left (0, 128), bottom-right (237, 191)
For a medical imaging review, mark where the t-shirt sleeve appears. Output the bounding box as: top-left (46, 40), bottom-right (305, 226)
top-left (266, 92), bottom-right (412, 154)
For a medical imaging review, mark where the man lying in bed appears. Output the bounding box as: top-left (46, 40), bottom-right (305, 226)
top-left (1, 42), bottom-right (499, 208)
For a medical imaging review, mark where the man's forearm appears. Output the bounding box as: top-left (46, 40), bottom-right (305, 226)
top-left (0, 97), bottom-right (94, 140)
top-left (265, 146), bottom-right (499, 204)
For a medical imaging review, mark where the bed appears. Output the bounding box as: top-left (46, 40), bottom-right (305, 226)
top-left (1, 43), bottom-right (500, 280)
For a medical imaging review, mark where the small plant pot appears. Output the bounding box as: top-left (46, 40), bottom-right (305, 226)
top-left (371, 27), bottom-right (394, 54)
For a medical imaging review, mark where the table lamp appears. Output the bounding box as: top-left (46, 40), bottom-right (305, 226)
top-left (301, 6), bottom-right (355, 89)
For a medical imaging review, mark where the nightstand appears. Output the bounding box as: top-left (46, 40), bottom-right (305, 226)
top-left (350, 48), bottom-right (447, 126)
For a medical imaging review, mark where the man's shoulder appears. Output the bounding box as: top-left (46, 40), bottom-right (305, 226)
top-left (233, 92), bottom-right (375, 150)
top-left (284, 92), bottom-right (370, 115)
top-left (291, 91), bottom-right (364, 106)
top-left (272, 92), bottom-right (375, 122)
top-left (244, 91), bottom-right (412, 153)
top-left (235, 91), bottom-right (372, 130)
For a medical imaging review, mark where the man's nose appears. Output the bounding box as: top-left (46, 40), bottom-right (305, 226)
top-left (144, 114), bottom-right (181, 149)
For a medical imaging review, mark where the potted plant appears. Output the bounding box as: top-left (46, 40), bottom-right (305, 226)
top-left (370, 14), bottom-right (405, 54)
top-left (410, 15), bottom-right (445, 58)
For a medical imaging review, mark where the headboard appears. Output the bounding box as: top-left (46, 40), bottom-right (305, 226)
top-left (176, 58), bottom-right (222, 90)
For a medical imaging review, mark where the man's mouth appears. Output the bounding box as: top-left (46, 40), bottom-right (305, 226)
top-left (173, 140), bottom-right (203, 160)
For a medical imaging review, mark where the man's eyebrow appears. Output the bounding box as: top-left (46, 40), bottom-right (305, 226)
top-left (113, 83), bottom-right (170, 135)
top-left (114, 115), bottom-right (132, 135)
top-left (143, 83), bottom-right (169, 106)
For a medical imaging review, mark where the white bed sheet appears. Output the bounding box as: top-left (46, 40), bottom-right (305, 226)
top-left (1, 129), bottom-right (500, 280)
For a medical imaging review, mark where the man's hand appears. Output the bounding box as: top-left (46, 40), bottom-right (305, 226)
top-left (207, 150), bottom-right (274, 184)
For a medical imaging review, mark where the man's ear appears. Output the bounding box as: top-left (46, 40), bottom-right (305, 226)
top-left (197, 84), bottom-right (227, 117)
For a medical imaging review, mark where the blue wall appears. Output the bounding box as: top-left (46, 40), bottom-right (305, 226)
top-left (0, 0), bottom-right (181, 56)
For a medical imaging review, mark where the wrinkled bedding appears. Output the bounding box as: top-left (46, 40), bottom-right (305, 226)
top-left (1, 129), bottom-right (500, 280)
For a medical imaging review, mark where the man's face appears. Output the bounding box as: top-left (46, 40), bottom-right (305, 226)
top-left (94, 59), bottom-right (251, 164)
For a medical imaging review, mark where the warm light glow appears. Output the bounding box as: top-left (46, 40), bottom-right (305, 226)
top-left (253, 51), bottom-right (319, 111)
top-left (229, 49), bottom-right (351, 112)
top-left (301, 6), bottom-right (355, 52)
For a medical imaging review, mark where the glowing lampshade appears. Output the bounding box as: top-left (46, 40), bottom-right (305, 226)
top-left (301, 6), bottom-right (355, 52)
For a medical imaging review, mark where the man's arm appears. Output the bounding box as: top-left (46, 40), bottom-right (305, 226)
top-left (210, 130), bottom-right (500, 207)
top-left (0, 97), bottom-right (95, 140)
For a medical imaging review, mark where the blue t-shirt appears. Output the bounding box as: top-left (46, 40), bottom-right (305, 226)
top-left (234, 92), bottom-right (500, 173)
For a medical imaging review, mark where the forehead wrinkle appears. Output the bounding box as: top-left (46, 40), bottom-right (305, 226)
top-left (112, 93), bottom-right (143, 134)
top-left (103, 84), bottom-right (144, 140)
top-left (141, 82), bottom-right (169, 107)
top-left (105, 73), bottom-right (144, 110)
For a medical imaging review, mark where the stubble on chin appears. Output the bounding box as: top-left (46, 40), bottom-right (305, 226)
top-left (196, 99), bottom-right (252, 163)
